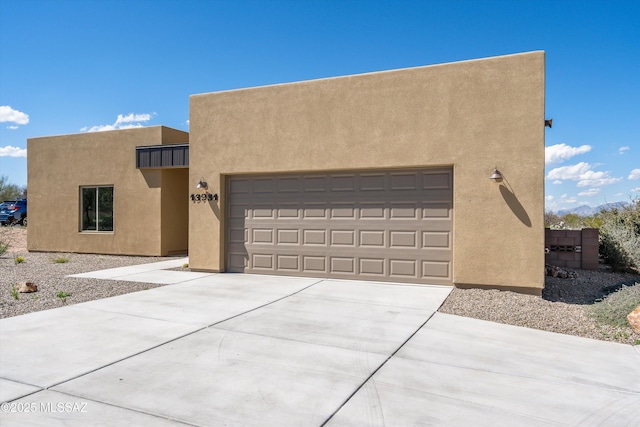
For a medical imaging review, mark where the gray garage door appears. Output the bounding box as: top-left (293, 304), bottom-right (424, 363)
top-left (226, 168), bottom-right (452, 285)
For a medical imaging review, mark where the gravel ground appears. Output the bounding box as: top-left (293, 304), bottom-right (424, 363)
top-left (1, 228), bottom-right (175, 318)
top-left (440, 270), bottom-right (640, 345)
top-left (2, 228), bottom-right (639, 345)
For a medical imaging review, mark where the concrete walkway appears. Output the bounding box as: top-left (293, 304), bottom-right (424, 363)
top-left (1, 259), bottom-right (639, 426)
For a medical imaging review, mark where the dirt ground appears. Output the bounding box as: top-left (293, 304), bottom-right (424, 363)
top-left (0, 227), bottom-right (27, 253)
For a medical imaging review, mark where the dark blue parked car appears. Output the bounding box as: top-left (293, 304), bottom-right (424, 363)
top-left (0, 199), bottom-right (27, 226)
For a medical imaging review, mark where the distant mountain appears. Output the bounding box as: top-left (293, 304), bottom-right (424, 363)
top-left (556, 202), bottom-right (627, 216)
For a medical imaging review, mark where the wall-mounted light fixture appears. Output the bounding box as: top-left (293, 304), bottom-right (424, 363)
top-left (191, 177), bottom-right (217, 202)
top-left (196, 179), bottom-right (208, 190)
top-left (490, 168), bottom-right (503, 183)
top-left (545, 119), bottom-right (553, 128)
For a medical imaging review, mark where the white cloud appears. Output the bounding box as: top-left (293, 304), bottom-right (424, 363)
top-left (81, 124), bottom-right (116, 132)
top-left (117, 123), bottom-right (144, 130)
top-left (546, 193), bottom-right (582, 209)
top-left (575, 170), bottom-right (623, 187)
top-left (619, 146), bottom-right (630, 154)
top-left (628, 169), bottom-right (640, 180)
top-left (82, 112), bottom-right (155, 133)
top-left (578, 188), bottom-right (600, 197)
top-left (7, 125), bottom-right (19, 130)
top-left (0, 106), bottom-right (29, 125)
top-left (114, 113), bottom-right (153, 125)
top-left (546, 162), bottom-right (622, 188)
top-left (552, 180), bottom-right (563, 185)
top-left (546, 162), bottom-right (591, 180)
top-left (0, 145), bottom-right (27, 157)
top-left (545, 143), bottom-right (591, 165)
top-left (632, 188), bottom-right (640, 193)
top-left (559, 194), bottom-right (578, 204)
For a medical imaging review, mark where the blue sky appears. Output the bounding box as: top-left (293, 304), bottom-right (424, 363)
top-left (1, 0), bottom-right (638, 211)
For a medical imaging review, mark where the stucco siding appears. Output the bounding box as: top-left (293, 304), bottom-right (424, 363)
top-left (161, 168), bottom-right (189, 255)
top-left (27, 126), bottom-right (189, 256)
top-left (189, 52), bottom-right (545, 293)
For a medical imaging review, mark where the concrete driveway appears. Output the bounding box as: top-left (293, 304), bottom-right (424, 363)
top-left (1, 258), bottom-right (639, 426)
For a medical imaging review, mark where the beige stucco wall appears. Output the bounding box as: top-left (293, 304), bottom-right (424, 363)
top-left (161, 168), bottom-right (189, 255)
top-left (189, 51), bottom-right (546, 293)
top-left (27, 126), bottom-right (189, 256)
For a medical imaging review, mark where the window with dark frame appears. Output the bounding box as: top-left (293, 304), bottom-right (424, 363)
top-left (81, 186), bottom-right (114, 232)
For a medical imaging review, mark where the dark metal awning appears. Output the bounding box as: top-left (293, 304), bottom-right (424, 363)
top-left (136, 143), bottom-right (189, 169)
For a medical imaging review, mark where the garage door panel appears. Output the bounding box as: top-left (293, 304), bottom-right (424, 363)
top-left (423, 203), bottom-right (452, 218)
top-left (228, 227), bottom-right (247, 244)
top-left (330, 204), bottom-right (357, 219)
top-left (276, 255), bottom-right (300, 271)
top-left (252, 254), bottom-right (274, 270)
top-left (303, 176), bottom-right (327, 192)
top-left (422, 231), bottom-right (450, 248)
top-left (390, 173), bottom-right (419, 190)
top-left (331, 175), bottom-right (356, 192)
top-left (227, 252), bottom-right (248, 272)
top-left (359, 203), bottom-right (386, 219)
top-left (360, 258), bottom-right (385, 275)
top-left (359, 174), bottom-right (385, 191)
top-left (389, 260), bottom-right (418, 278)
top-left (251, 206), bottom-right (274, 219)
top-left (229, 204), bottom-right (249, 219)
top-left (360, 230), bottom-right (385, 247)
top-left (253, 178), bottom-right (275, 193)
top-left (227, 168), bottom-right (453, 285)
top-left (276, 204), bottom-right (300, 219)
top-left (421, 172), bottom-right (452, 189)
top-left (390, 231), bottom-right (418, 248)
top-left (390, 203), bottom-right (419, 219)
top-left (277, 177), bottom-right (300, 193)
top-left (330, 257), bottom-right (356, 274)
top-left (422, 261), bottom-right (450, 279)
top-left (252, 229), bottom-right (274, 244)
top-left (303, 230), bottom-right (327, 245)
top-left (302, 204), bottom-right (327, 219)
top-left (277, 229), bottom-right (300, 245)
top-left (330, 230), bottom-right (356, 246)
top-left (303, 256), bottom-right (326, 273)
top-left (229, 178), bottom-right (250, 194)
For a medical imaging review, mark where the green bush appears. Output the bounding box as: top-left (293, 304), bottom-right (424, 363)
top-left (590, 283), bottom-right (640, 328)
top-left (56, 291), bottom-right (71, 303)
top-left (546, 198), bottom-right (639, 272)
top-left (0, 239), bottom-right (8, 257)
top-left (52, 255), bottom-right (71, 264)
top-left (10, 285), bottom-right (19, 300)
top-left (599, 199), bottom-right (640, 272)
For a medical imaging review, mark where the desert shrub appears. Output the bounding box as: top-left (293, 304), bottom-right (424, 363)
top-left (56, 291), bottom-right (72, 303)
top-left (599, 199), bottom-right (640, 272)
top-left (590, 283), bottom-right (640, 327)
top-left (544, 210), bottom-right (561, 228)
top-left (583, 214), bottom-right (604, 229)
top-left (545, 211), bottom-right (603, 230)
top-left (52, 255), bottom-right (71, 264)
top-left (0, 239), bottom-right (8, 257)
top-left (0, 175), bottom-right (26, 201)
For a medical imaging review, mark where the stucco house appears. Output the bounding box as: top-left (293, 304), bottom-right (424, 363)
top-left (27, 51), bottom-right (546, 294)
